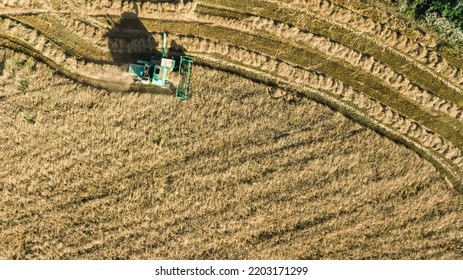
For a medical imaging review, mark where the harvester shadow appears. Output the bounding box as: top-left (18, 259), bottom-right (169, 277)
top-left (107, 11), bottom-right (161, 64)
top-left (0, 50), bottom-right (4, 76)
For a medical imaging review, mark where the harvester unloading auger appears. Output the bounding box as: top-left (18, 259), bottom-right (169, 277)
top-left (128, 32), bottom-right (193, 100)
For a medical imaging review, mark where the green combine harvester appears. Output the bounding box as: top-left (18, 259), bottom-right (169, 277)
top-left (128, 32), bottom-right (193, 100)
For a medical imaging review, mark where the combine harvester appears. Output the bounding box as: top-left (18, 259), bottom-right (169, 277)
top-left (128, 32), bottom-right (193, 100)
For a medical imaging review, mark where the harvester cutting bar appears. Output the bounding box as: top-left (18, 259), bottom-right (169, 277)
top-left (176, 56), bottom-right (194, 100)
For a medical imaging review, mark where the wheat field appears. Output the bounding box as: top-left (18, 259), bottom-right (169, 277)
top-left (1, 0), bottom-right (463, 259)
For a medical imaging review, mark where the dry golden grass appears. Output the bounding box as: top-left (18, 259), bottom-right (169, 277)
top-left (3, 0), bottom-right (463, 186)
top-left (2, 0), bottom-right (463, 260)
top-left (1, 51), bottom-right (462, 259)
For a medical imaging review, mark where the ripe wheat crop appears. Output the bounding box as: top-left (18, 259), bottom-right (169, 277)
top-left (1, 0), bottom-right (463, 259)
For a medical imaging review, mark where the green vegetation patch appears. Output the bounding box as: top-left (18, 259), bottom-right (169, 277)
top-left (397, 0), bottom-right (463, 29)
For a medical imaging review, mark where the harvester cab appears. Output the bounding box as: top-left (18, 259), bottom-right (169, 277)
top-left (128, 32), bottom-right (194, 99)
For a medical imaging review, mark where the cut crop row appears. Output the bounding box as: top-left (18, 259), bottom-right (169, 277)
top-left (286, 0), bottom-right (463, 93)
top-left (194, 8), bottom-right (463, 122)
top-left (199, 0), bottom-right (463, 96)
